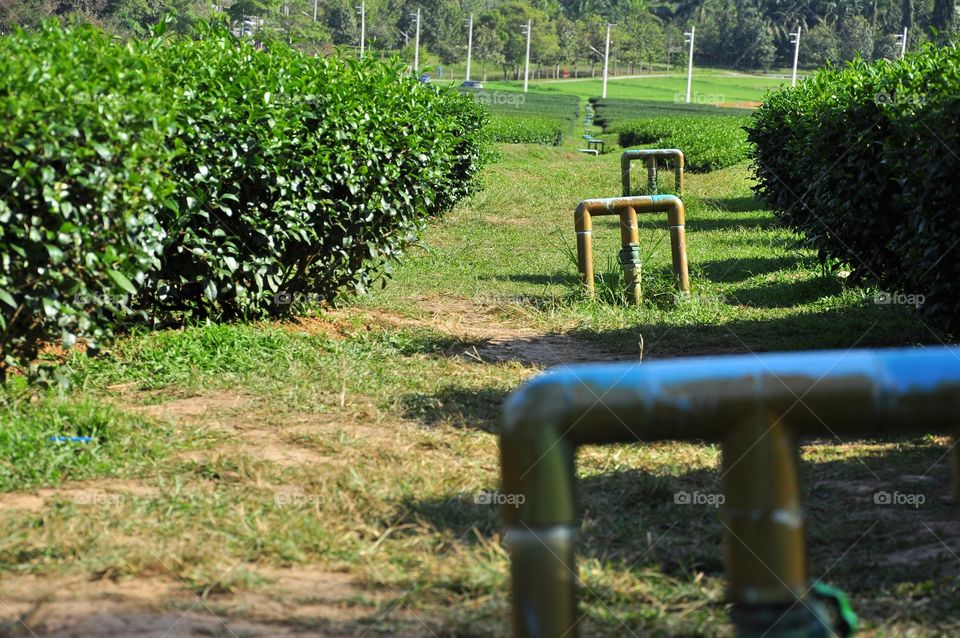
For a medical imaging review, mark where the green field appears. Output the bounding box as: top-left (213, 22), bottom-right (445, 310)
top-left (478, 69), bottom-right (791, 105)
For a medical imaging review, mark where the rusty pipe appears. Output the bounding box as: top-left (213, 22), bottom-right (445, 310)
top-left (500, 347), bottom-right (960, 637)
top-left (621, 148), bottom-right (685, 196)
top-left (575, 195), bottom-right (689, 302)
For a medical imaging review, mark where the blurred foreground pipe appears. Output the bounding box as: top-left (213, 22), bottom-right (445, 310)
top-left (500, 347), bottom-right (960, 637)
top-left (575, 195), bottom-right (689, 303)
top-left (621, 148), bottom-right (685, 196)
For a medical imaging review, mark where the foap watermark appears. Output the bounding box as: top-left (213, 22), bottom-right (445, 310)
top-left (874, 91), bottom-right (926, 108)
top-left (73, 493), bottom-right (126, 506)
top-left (273, 291), bottom-right (325, 307)
top-left (72, 291), bottom-right (135, 306)
top-left (873, 291), bottom-right (925, 308)
top-left (274, 492), bottom-right (324, 508)
top-left (873, 490), bottom-right (925, 509)
top-left (674, 92), bottom-right (724, 106)
top-left (473, 90), bottom-right (526, 109)
top-left (674, 490), bottom-right (725, 507)
top-left (474, 490), bottom-right (525, 508)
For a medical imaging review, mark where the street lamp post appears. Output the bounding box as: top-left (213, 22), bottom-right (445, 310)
top-left (789, 25), bottom-right (801, 87)
top-left (896, 27), bottom-right (908, 58)
top-left (466, 13), bottom-right (474, 82)
top-left (411, 8), bottom-right (421, 74)
top-left (684, 26), bottom-right (695, 103)
top-left (522, 19), bottom-right (532, 93)
top-left (602, 23), bottom-right (612, 99)
top-left (357, 0), bottom-right (365, 57)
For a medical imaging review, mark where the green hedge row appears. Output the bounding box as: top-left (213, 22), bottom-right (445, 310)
top-left (590, 97), bottom-right (749, 129)
top-left (459, 88), bottom-right (579, 122)
top-left (487, 115), bottom-right (565, 146)
top-left (616, 116), bottom-right (752, 171)
top-left (0, 22), bottom-right (487, 378)
top-left (747, 44), bottom-right (960, 327)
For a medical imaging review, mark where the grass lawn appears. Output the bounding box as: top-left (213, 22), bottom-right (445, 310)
top-left (1, 136), bottom-right (957, 636)
top-left (476, 70), bottom-right (788, 105)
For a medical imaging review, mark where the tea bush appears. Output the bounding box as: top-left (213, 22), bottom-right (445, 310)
top-left (748, 44), bottom-right (960, 326)
top-left (590, 96), bottom-right (748, 129)
top-left (616, 116), bottom-right (751, 171)
top-left (146, 26), bottom-right (487, 320)
top-left (460, 88), bottom-right (579, 122)
top-left (0, 22), bottom-right (487, 378)
top-left (0, 23), bottom-right (173, 379)
top-left (487, 115), bottom-right (565, 145)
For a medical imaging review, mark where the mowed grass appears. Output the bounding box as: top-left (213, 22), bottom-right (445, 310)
top-left (1, 139), bottom-right (958, 636)
top-left (480, 70), bottom-right (788, 104)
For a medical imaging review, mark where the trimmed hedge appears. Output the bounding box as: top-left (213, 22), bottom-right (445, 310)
top-left (0, 24), bottom-right (173, 376)
top-left (747, 44), bottom-right (960, 326)
top-left (487, 115), bottom-right (565, 146)
top-left (146, 25), bottom-right (487, 320)
top-left (616, 116), bottom-right (752, 172)
top-left (460, 88), bottom-right (579, 122)
top-left (590, 97), bottom-right (749, 129)
top-left (0, 22), bottom-right (487, 378)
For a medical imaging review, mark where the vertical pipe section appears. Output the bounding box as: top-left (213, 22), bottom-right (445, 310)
top-left (722, 415), bottom-right (806, 606)
top-left (575, 204), bottom-right (594, 295)
top-left (621, 149), bottom-right (685, 196)
top-left (619, 206), bottom-right (641, 303)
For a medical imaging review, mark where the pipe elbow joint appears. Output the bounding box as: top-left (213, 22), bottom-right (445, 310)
top-left (500, 373), bottom-right (578, 526)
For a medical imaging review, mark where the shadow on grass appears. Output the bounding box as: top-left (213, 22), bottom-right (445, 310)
top-left (400, 385), bottom-right (509, 433)
top-left (699, 195), bottom-right (767, 213)
top-left (400, 437), bottom-right (960, 634)
top-left (570, 305), bottom-right (936, 358)
top-left (729, 276), bottom-right (846, 308)
top-left (482, 271), bottom-right (579, 286)
top-left (697, 254), bottom-right (819, 283)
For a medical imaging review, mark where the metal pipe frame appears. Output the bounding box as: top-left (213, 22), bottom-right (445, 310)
top-left (621, 149), bottom-right (685, 196)
top-left (500, 347), bottom-right (960, 637)
top-left (575, 195), bottom-right (690, 304)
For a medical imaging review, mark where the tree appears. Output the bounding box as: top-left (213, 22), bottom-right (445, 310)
top-left (799, 23), bottom-right (839, 65)
top-left (323, 0), bottom-right (358, 46)
top-left (473, 17), bottom-right (503, 81)
top-left (839, 14), bottom-right (876, 60)
top-left (931, 0), bottom-right (956, 41)
top-left (733, 4), bottom-right (774, 69)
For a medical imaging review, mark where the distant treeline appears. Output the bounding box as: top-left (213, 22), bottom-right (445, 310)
top-left (1, 0), bottom-right (957, 72)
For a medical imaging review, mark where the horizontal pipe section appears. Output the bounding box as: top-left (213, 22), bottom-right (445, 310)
top-left (621, 148), bottom-right (685, 196)
top-left (575, 195), bottom-right (690, 300)
top-left (500, 347), bottom-right (960, 637)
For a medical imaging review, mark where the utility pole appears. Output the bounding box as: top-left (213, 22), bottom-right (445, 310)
top-left (684, 26), bottom-right (695, 103)
top-left (466, 13), bottom-right (474, 81)
top-left (522, 19), bottom-right (532, 93)
top-left (896, 26), bottom-right (908, 58)
top-left (602, 23), bottom-right (612, 99)
top-left (357, 0), bottom-right (365, 57)
top-left (313, 0), bottom-right (318, 22)
top-left (789, 25), bottom-right (801, 87)
top-left (411, 8), bottom-right (421, 73)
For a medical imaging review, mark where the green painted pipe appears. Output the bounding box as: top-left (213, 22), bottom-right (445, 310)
top-left (500, 347), bottom-right (960, 637)
top-left (621, 149), bottom-right (685, 196)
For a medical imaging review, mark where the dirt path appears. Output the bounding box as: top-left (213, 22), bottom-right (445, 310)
top-left (323, 295), bottom-right (640, 367)
top-left (1, 295), bottom-right (616, 637)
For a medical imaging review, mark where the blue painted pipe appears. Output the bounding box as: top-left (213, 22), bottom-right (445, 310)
top-left (499, 346), bottom-right (960, 637)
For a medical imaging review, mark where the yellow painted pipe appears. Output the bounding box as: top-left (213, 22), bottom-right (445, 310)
top-left (575, 195), bottom-right (690, 303)
top-left (621, 149), bottom-right (685, 196)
